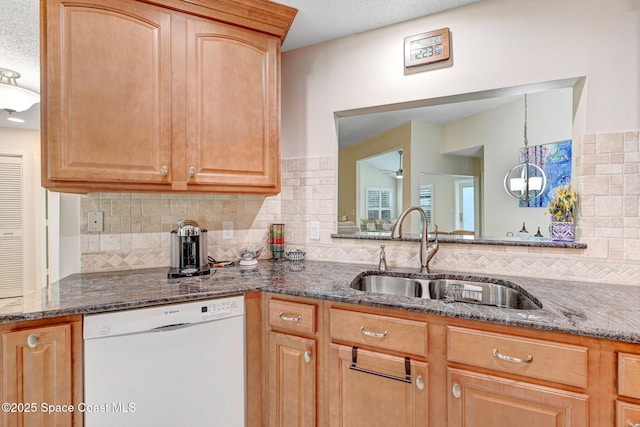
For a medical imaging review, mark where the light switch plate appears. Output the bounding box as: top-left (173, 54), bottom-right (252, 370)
top-left (310, 221), bottom-right (320, 240)
top-left (222, 221), bottom-right (234, 240)
top-left (88, 211), bottom-right (103, 232)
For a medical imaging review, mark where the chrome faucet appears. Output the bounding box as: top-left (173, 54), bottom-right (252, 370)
top-left (378, 245), bottom-right (387, 272)
top-left (390, 206), bottom-right (439, 273)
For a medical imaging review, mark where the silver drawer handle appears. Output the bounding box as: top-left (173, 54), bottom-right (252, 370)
top-left (304, 351), bottom-right (311, 364)
top-left (629, 423), bottom-right (640, 427)
top-left (492, 348), bottom-right (533, 364)
top-left (360, 326), bottom-right (388, 339)
top-left (279, 312), bottom-right (301, 323)
top-left (27, 334), bottom-right (38, 348)
top-left (452, 383), bottom-right (461, 398)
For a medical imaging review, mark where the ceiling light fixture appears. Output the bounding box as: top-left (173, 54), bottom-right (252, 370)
top-left (5, 109), bottom-right (25, 123)
top-left (0, 68), bottom-right (40, 112)
top-left (503, 94), bottom-right (547, 202)
top-left (395, 149), bottom-right (403, 179)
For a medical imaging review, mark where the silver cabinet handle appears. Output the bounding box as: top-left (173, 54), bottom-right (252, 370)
top-left (160, 165), bottom-right (168, 176)
top-left (452, 383), bottom-right (461, 398)
top-left (27, 334), bottom-right (38, 348)
top-left (416, 375), bottom-right (425, 390)
top-left (360, 326), bottom-right (388, 339)
top-left (304, 351), bottom-right (311, 364)
top-left (278, 312), bottom-right (301, 323)
top-left (188, 166), bottom-right (195, 177)
top-left (629, 423), bottom-right (640, 427)
top-left (492, 348), bottom-right (533, 364)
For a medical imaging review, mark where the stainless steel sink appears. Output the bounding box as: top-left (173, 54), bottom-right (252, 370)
top-left (351, 273), bottom-right (542, 310)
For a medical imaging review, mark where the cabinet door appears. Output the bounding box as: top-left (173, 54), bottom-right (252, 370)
top-left (329, 344), bottom-right (428, 427)
top-left (448, 368), bottom-right (588, 427)
top-left (268, 332), bottom-right (316, 427)
top-left (43, 0), bottom-right (173, 187)
top-left (2, 324), bottom-right (72, 427)
top-left (183, 16), bottom-right (280, 193)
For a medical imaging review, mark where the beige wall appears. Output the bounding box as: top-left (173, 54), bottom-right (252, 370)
top-left (338, 123), bottom-right (411, 223)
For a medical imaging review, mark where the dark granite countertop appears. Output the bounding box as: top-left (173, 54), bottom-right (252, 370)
top-left (1, 260), bottom-right (637, 344)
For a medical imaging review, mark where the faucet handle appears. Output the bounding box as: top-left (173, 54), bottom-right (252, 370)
top-left (378, 245), bottom-right (387, 272)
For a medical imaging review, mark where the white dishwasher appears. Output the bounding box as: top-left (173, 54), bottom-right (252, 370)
top-left (83, 295), bottom-right (245, 427)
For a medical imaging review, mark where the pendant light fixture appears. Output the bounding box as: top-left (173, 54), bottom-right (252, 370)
top-left (395, 149), bottom-right (403, 179)
top-left (503, 94), bottom-right (547, 202)
top-left (0, 68), bottom-right (40, 113)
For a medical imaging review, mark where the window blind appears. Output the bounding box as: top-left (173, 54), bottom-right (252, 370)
top-left (366, 187), bottom-right (393, 220)
top-left (419, 185), bottom-right (434, 230)
top-left (0, 155), bottom-right (23, 298)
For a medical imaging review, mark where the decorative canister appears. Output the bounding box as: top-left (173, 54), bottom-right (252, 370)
top-left (268, 223), bottom-right (285, 259)
top-left (550, 221), bottom-right (575, 242)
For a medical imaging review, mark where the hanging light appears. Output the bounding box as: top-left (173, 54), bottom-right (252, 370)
top-left (0, 68), bottom-right (40, 113)
top-left (395, 149), bottom-right (403, 179)
top-left (503, 94), bottom-right (547, 202)
top-left (5, 109), bottom-right (25, 123)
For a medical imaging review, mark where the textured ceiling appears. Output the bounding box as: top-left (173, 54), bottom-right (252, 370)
top-left (0, 0), bottom-right (40, 93)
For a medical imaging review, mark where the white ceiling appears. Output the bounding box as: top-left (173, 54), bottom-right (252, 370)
top-left (0, 0), bottom-right (482, 130)
top-left (278, 0), bottom-right (481, 52)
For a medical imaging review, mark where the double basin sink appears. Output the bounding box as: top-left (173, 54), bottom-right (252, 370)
top-left (351, 272), bottom-right (542, 310)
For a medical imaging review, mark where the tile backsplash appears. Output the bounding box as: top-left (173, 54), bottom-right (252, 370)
top-left (81, 131), bottom-right (640, 286)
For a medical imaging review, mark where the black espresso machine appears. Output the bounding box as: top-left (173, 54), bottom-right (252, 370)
top-left (168, 220), bottom-right (211, 278)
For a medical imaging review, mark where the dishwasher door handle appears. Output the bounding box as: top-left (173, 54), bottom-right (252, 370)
top-left (149, 323), bottom-right (194, 333)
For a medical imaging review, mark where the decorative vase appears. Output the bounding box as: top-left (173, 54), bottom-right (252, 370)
top-left (550, 221), bottom-right (575, 242)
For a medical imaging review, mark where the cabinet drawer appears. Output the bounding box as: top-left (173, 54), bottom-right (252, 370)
top-left (329, 308), bottom-right (428, 357)
top-left (447, 326), bottom-right (588, 388)
top-left (268, 299), bottom-right (317, 335)
top-left (619, 352), bottom-right (640, 398)
top-left (617, 401), bottom-right (640, 427)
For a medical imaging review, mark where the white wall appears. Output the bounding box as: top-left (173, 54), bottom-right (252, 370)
top-left (281, 0), bottom-right (640, 158)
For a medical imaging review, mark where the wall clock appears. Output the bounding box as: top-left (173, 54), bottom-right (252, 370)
top-left (404, 28), bottom-right (450, 68)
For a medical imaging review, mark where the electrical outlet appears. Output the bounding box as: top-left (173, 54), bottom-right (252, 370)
top-left (222, 221), bottom-right (234, 240)
top-left (88, 211), bottom-right (103, 232)
top-left (310, 221), bottom-right (320, 240)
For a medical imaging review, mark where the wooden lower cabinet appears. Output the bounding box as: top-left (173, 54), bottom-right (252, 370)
top-left (617, 401), bottom-right (640, 427)
top-left (1, 316), bottom-right (83, 427)
top-left (268, 331), bottom-right (317, 427)
top-left (257, 297), bottom-right (640, 427)
top-left (447, 368), bottom-right (588, 427)
top-left (329, 344), bottom-right (428, 427)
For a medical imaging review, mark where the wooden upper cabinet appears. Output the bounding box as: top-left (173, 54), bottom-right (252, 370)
top-left (41, 0), bottom-right (296, 194)
top-left (42, 0), bottom-right (173, 188)
top-left (182, 16), bottom-right (280, 192)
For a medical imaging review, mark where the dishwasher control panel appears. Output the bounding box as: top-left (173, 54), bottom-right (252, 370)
top-left (83, 295), bottom-right (245, 340)
top-left (200, 298), bottom-right (242, 320)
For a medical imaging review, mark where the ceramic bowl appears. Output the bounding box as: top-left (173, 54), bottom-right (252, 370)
top-left (235, 246), bottom-right (263, 261)
top-left (286, 249), bottom-right (305, 261)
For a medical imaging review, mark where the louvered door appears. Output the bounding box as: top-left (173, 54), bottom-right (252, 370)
top-left (0, 155), bottom-right (23, 298)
